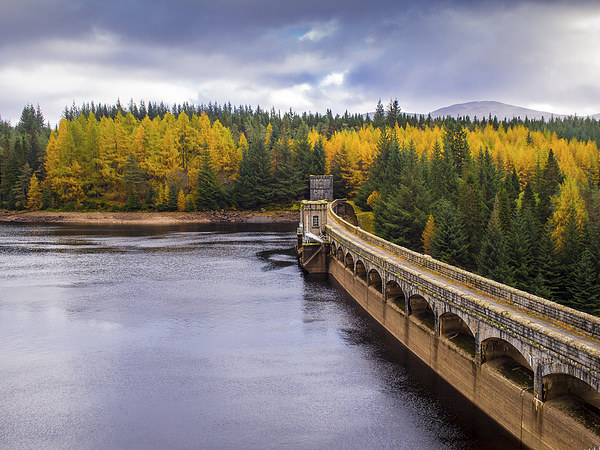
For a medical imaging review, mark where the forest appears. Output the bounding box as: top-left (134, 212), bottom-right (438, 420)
top-left (2, 100), bottom-right (600, 315)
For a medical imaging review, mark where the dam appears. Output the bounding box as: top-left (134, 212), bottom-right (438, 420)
top-left (297, 198), bottom-right (600, 449)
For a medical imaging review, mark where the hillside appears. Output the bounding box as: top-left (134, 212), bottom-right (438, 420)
top-left (428, 100), bottom-right (564, 120)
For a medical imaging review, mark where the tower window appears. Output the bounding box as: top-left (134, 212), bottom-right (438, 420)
top-left (312, 215), bottom-right (319, 227)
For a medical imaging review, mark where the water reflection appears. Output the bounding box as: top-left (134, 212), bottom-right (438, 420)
top-left (0, 223), bottom-right (517, 449)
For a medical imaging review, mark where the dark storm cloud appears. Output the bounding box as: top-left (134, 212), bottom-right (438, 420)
top-left (1, 0), bottom-right (599, 124)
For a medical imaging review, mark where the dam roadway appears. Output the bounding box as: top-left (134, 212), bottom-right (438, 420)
top-left (329, 209), bottom-right (600, 352)
top-left (298, 199), bottom-right (600, 449)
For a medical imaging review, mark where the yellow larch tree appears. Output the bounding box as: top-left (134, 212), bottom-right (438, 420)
top-left (551, 176), bottom-right (588, 248)
top-left (27, 174), bottom-right (42, 210)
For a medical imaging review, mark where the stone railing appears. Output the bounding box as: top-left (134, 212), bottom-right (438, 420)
top-left (327, 224), bottom-right (600, 373)
top-left (327, 200), bottom-right (600, 341)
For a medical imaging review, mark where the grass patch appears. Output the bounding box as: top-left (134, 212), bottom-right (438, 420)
top-left (347, 200), bottom-right (375, 234)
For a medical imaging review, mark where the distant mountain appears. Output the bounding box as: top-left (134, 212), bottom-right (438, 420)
top-left (428, 101), bottom-right (564, 121)
top-left (365, 101), bottom-right (600, 121)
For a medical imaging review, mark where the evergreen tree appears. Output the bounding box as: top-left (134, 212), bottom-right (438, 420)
top-left (521, 181), bottom-right (536, 212)
top-left (123, 190), bottom-right (140, 211)
top-left (570, 249), bottom-right (600, 314)
top-left (386, 99), bottom-right (401, 128)
top-left (536, 149), bottom-right (563, 224)
top-left (497, 186), bottom-right (513, 235)
top-left (373, 147), bottom-right (431, 251)
top-left (443, 122), bottom-right (470, 175)
top-left (429, 140), bottom-right (459, 203)
top-left (11, 163), bottom-right (32, 210)
top-left (373, 99), bottom-right (385, 129)
top-left (507, 210), bottom-right (535, 292)
top-left (531, 223), bottom-right (561, 300)
top-left (312, 137), bottom-right (326, 175)
top-left (236, 127), bottom-right (272, 209)
top-left (555, 207), bottom-right (586, 306)
top-left (271, 135), bottom-right (300, 204)
top-left (477, 204), bottom-right (513, 285)
top-left (475, 147), bottom-right (499, 212)
top-left (507, 167), bottom-right (521, 201)
top-left (292, 121), bottom-right (313, 198)
top-left (432, 199), bottom-right (469, 267)
top-left (457, 172), bottom-right (488, 263)
top-left (195, 149), bottom-right (220, 211)
top-left (167, 183), bottom-right (178, 211)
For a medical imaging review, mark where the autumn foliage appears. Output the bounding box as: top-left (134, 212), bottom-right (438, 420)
top-left (2, 100), bottom-right (600, 313)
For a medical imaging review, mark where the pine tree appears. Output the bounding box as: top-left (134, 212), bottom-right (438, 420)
top-left (570, 249), bottom-right (600, 314)
top-left (292, 121), bottom-right (313, 198)
top-left (373, 99), bottom-right (385, 129)
top-left (386, 99), bottom-right (401, 128)
top-left (123, 190), bottom-right (140, 211)
top-left (536, 149), bottom-right (564, 224)
top-left (497, 186), bottom-right (513, 235)
top-left (330, 143), bottom-right (353, 199)
top-left (443, 122), bottom-right (470, 175)
top-left (312, 137), bottom-right (326, 175)
top-left (12, 163), bottom-right (32, 210)
top-left (521, 182), bottom-right (536, 212)
top-left (195, 149), bottom-right (220, 211)
top-left (373, 143), bottom-right (432, 250)
top-left (457, 172), bottom-right (488, 262)
top-left (167, 183), bottom-right (178, 211)
top-left (432, 199), bottom-right (469, 267)
top-left (475, 147), bottom-right (499, 212)
top-left (507, 210), bottom-right (535, 292)
top-left (555, 207), bottom-right (586, 306)
top-left (236, 127), bottom-right (272, 209)
top-left (477, 205), bottom-right (513, 285)
top-left (431, 138), bottom-right (459, 203)
top-left (531, 223), bottom-right (561, 300)
top-left (271, 139), bottom-right (300, 204)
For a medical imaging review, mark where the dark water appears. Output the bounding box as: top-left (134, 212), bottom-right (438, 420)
top-left (0, 223), bottom-right (518, 449)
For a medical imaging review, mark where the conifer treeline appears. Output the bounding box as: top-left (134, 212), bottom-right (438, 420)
top-left (358, 123), bottom-right (600, 315)
top-left (1, 100), bottom-right (600, 313)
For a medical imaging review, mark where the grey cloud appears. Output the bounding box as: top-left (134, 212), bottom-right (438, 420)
top-left (1, 0), bottom-right (600, 123)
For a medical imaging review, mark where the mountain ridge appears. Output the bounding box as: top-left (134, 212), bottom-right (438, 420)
top-left (372, 100), bottom-right (600, 121)
top-left (428, 101), bottom-right (567, 120)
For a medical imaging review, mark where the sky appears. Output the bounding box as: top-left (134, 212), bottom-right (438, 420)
top-left (1, 0), bottom-right (599, 126)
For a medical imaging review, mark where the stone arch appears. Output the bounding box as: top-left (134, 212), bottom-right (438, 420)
top-left (367, 268), bottom-right (382, 293)
top-left (355, 260), bottom-right (367, 281)
top-left (344, 252), bottom-right (354, 270)
top-left (480, 337), bottom-right (534, 388)
top-left (541, 371), bottom-right (600, 412)
top-left (336, 246), bottom-right (344, 261)
top-left (538, 363), bottom-right (600, 406)
top-left (439, 311), bottom-right (476, 356)
top-left (407, 294), bottom-right (435, 330)
top-left (386, 280), bottom-right (406, 310)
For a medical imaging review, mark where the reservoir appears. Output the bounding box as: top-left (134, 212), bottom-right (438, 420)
top-left (0, 223), bottom-right (518, 449)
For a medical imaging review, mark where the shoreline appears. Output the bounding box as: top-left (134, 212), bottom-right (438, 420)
top-left (0, 210), bottom-right (299, 226)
